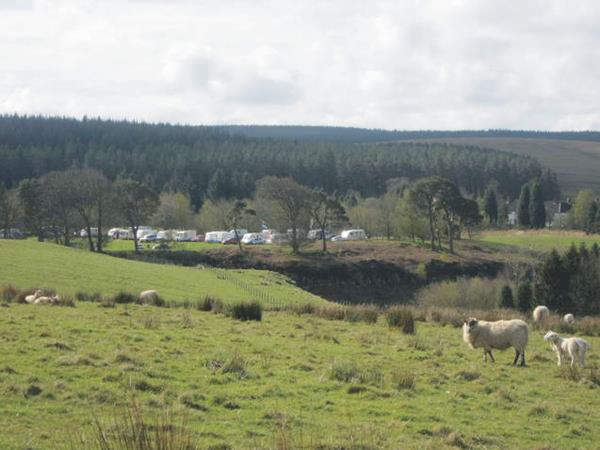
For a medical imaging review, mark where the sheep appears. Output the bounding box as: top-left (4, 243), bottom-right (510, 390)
top-left (533, 305), bottom-right (550, 324)
top-left (25, 290), bottom-right (43, 304)
top-left (33, 294), bottom-right (60, 305)
top-left (563, 313), bottom-right (575, 324)
top-left (463, 317), bottom-right (529, 366)
top-left (139, 289), bottom-right (159, 304)
top-left (544, 331), bottom-right (589, 367)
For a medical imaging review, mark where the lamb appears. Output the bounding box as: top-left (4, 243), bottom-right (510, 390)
top-left (34, 294), bottom-right (59, 305)
top-left (25, 289), bottom-right (43, 304)
top-left (463, 317), bottom-right (529, 366)
top-left (544, 331), bottom-right (589, 367)
top-left (533, 305), bottom-right (550, 324)
top-left (563, 313), bottom-right (575, 324)
top-left (139, 289), bottom-right (159, 304)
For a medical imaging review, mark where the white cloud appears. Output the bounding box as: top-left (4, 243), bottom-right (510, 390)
top-left (1, 0), bottom-right (600, 129)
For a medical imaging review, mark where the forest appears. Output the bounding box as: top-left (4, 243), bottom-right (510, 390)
top-left (0, 115), bottom-right (559, 210)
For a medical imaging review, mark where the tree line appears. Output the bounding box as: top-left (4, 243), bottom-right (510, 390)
top-left (0, 115), bottom-right (558, 211)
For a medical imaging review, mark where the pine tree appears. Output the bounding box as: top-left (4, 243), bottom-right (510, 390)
top-left (529, 182), bottom-right (546, 228)
top-left (517, 184), bottom-right (531, 228)
top-left (533, 249), bottom-right (570, 312)
top-left (484, 187), bottom-right (498, 225)
top-left (517, 282), bottom-right (533, 312)
top-left (499, 285), bottom-right (514, 309)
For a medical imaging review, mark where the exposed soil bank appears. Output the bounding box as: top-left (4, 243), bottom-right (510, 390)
top-left (111, 247), bottom-right (506, 304)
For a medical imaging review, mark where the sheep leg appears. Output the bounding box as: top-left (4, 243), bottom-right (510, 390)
top-left (519, 351), bottom-right (526, 367)
top-left (487, 350), bottom-right (495, 363)
top-left (512, 350), bottom-right (520, 366)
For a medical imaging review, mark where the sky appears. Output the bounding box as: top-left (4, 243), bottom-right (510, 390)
top-left (2, 0), bottom-right (600, 130)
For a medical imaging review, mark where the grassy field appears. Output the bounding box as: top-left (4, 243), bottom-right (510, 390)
top-left (0, 240), bottom-right (326, 308)
top-left (0, 302), bottom-right (599, 449)
top-left (414, 137), bottom-right (600, 194)
top-left (476, 230), bottom-right (600, 253)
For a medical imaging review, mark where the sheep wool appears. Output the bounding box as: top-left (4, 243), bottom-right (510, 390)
top-left (463, 318), bottom-right (529, 366)
top-left (563, 313), bottom-right (575, 324)
top-left (533, 305), bottom-right (550, 323)
top-left (544, 331), bottom-right (589, 367)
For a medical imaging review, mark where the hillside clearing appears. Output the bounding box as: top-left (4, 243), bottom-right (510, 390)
top-left (476, 230), bottom-right (600, 253)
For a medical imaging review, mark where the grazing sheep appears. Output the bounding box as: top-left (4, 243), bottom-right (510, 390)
top-left (563, 313), bottom-right (575, 324)
top-left (544, 331), bottom-right (589, 367)
top-left (139, 290), bottom-right (159, 304)
top-left (25, 290), bottom-right (43, 304)
top-left (463, 318), bottom-right (529, 366)
top-left (533, 305), bottom-right (550, 324)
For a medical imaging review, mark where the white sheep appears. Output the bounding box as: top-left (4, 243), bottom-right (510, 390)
top-left (533, 305), bottom-right (550, 324)
top-left (563, 313), bottom-right (575, 324)
top-left (463, 317), bottom-right (529, 366)
top-left (33, 294), bottom-right (60, 305)
top-left (139, 289), bottom-right (159, 304)
top-left (25, 290), bottom-right (43, 304)
top-left (544, 331), bottom-right (589, 367)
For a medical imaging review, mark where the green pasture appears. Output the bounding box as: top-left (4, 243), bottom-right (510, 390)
top-left (476, 230), bottom-right (600, 253)
top-left (0, 302), bottom-right (599, 449)
top-left (0, 240), bottom-right (325, 308)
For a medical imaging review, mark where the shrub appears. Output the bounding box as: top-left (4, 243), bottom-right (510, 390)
top-left (344, 304), bottom-right (379, 324)
top-left (517, 282), bottom-right (533, 312)
top-left (229, 301), bottom-right (262, 321)
top-left (499, 285), bottom-right (514, 309)
top-left (316, 305), bottom-right (345, 321)
top-left (75, 291), bottom-right (90, 302)
top-left (198, 296), bottom-right (223, 313)
top-left (386, 306), bottom-right (415, 334)
top-left (392, 369), bottom-right (416, 390)
top-left (0, 284), bottom-right (19, 302)
top-left (113, 291), bottom-right (137, 304)
top-left (75, 396), bottom-right (198, 449)
top-left (329, 360), bottom-right (383, 387)
top-left (54, 295), bottom-right (76, 308)
top-left (291, 303), bottom-right (316, 315)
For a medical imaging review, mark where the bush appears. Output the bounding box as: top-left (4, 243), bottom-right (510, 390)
top-left (316, 305), bottom-right (345, 321)
top-left (113, 291), bottom-right (137, 304)
top-left (344, 304), bottom-right (379, 324)
top-left (499, 285), bottom-right (514, 309)
top-left (229, 301), bottom-right (262, 321)
top-left (197, 296), bottom-right (224, 313)
top-left (0, 284), bottom-right (20, 302)
top-left (517, 282), bottom-right (533, 312)
top-left (386, 306), bottom-right (415, 334)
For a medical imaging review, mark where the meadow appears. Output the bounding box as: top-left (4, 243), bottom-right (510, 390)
top-left (476, 230), bottom-right (600, 253)
top-left (0, 301), bottom-right (599, 449)
top-left (0, 240), bottom-right (325, 309)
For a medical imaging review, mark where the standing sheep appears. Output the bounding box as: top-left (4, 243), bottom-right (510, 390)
top-left (533, 305), bottom-right (550, 324)
top-left (463, 318), bottom-right (529, 366)
top-left (544, 331), bottom-right (589, 367)
top-left (563, 313), bottom-right (575, 324)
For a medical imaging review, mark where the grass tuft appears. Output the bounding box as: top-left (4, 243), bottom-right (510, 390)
top-left (386, 307), bottom-right (415, 334)
top-left (229, 301), bottom-right (262, 322)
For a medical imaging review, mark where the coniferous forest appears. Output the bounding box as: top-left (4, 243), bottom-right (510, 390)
top-left (0, 115), bottom-right (559, 209)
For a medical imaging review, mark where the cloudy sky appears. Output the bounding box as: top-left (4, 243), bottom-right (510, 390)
top-left (2, 0), bottom-right (600, 130)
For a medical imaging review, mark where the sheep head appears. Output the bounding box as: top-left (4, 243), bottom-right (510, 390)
top-left (544, 331), bottom-right (559, 343)
top-left (464, 318), bottom-right (478, 331)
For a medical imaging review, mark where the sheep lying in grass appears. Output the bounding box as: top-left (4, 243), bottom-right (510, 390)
top-left (533, 305), bottom-right (550, 324)
top-left (34, 295), bottom-right (59, 305)
top-left (563, 313), bottom-right (575, 324)
top-left (25, 290), bottom-right (43, 304)
top-left (544, 331), bottom-right (589, 367)
top-left (463, 318), bottom-right (529, 366)
top-left (139, 290), bottom-right (159, 304)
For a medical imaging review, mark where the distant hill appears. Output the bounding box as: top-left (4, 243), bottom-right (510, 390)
top-left (222, 125), bottom-right (600, 144)
top-left (223, 126), bottom-right (600, 194)
top-left (410, 137), bottom-right (600, 195)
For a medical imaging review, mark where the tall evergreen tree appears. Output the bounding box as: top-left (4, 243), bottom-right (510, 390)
top-left (499, 285), bottom-right (514, 309)
top-left (517, 184), bottom-right (531, 228)
top-left (483, 187), bottom-right (498, 225)
top-left (517, 282), bottom-right (533, 312)
top-left (529, 182), bottom-right (546, 228)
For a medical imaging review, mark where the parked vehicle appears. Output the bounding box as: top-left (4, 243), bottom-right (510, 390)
top-left (205, 231), bottom-right (229, 243)
top-left (340, 229), bottom-right (367, 240)
top-left (140, 234), bottom-right (157, 242)
top-left (156, 230), bottom-right (176, 241)
top-left (80, 228), bottom-right (98, 238)
top-left (175, 230), bottom-right (197, 242)
top-left (307, 229), bottom-right (335, 240)
top-left (138, 227), bottom-right (157, 239)
top-left (221, 233), bottom-right (239, 245)
top-left (192, 233), bottom-right (205, 242)
top-left (229, 229), bottom-right (248, 238)
top-left (241, 233), bottom-right (266, 245)
top-left (330, 235), bottom-right (343, 241)
top-left (266, 232), bottom-right (288, 244)
top-left (108, 228), bottom-right (133, 239)
top-left (0, 228), bottom-right (24, 239)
